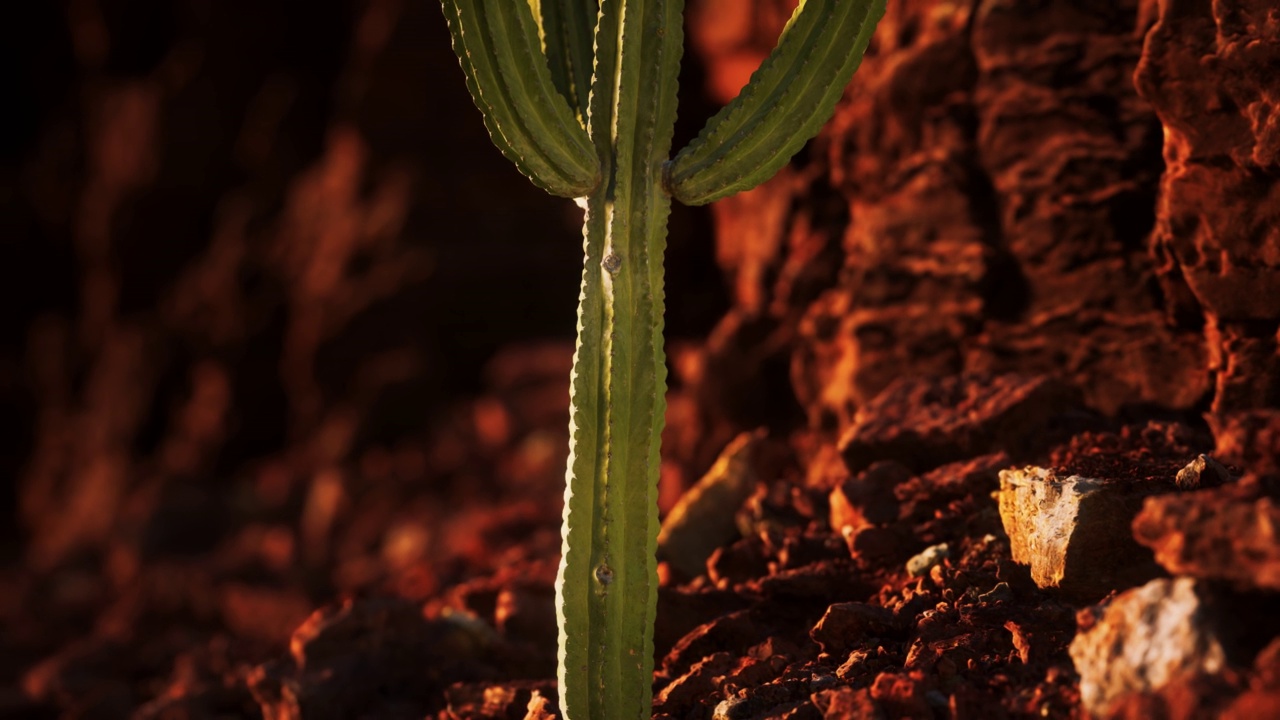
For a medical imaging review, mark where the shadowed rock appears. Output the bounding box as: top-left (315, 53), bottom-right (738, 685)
top-left (1133, 480), bottom-right (1280, 592)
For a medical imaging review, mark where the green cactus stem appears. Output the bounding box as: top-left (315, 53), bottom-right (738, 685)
top-left (441, 1), bottom-right (884, 717)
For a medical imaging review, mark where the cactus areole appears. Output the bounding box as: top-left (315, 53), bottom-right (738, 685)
top-left (440, 0), bottom-right (884, 716)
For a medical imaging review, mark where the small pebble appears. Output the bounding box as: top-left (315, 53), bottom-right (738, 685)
top-left (1174, 454), bottom-right (1232, 490)
top-left (906, 543), bottom-right (950, 578)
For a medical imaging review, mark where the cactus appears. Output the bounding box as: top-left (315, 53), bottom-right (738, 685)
top-left (441, 1), bottom-right (884, 717)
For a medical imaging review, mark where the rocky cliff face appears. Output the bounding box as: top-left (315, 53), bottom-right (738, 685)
top-left (692, 0), bottom-right (1276, 432)
top-left (678, 1), bottom-right (1280, 717)
top-left (2, 1), bottom-right (1277, 718)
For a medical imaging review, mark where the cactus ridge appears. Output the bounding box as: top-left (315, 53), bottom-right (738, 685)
top-left (556, 1), bottom-right (684, 715)
top-left (537, 0), bottom-right (598, 122)
top-left (441, 1), bottom-right (881, 717)
top-left (442, 0), bottom-right (599, 197)
top-left (666, 0), bottom-right (885, 205)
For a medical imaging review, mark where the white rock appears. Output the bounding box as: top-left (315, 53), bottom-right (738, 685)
top-left (1069, 577), bottom-right (1227, 715)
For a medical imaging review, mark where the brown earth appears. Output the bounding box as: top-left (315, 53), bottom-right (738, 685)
top-left (2, 1), bottom-right (1278, 719)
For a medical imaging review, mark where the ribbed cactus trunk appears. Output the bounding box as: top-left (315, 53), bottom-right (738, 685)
top-left (555, 2), bottom-right (682, 714)
top-left (440, 0), bottom-right (884, 716)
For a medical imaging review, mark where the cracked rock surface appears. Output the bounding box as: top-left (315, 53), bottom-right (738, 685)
top-left (4, 1), bottom-right (1279, 719)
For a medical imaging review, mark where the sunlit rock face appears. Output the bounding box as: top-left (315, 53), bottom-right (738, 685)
top-left (8, 0), bottom-right (1280, 718)
top-left (1135, 0), bottom-right (1280, 414)
top-left (695, 0), bottom-right (1280, 433)
top-left (688, 0), bottom-right (1211, 443)
top-left (1069, 577), bottom-right (1229, 716)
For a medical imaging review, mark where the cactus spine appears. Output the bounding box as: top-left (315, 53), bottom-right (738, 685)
top-left (441, 1), bottom-right (884, 717)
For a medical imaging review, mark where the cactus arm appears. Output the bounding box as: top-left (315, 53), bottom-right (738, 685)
top-left (665, 0), bottom-right (884, 205)
top-left (442, 0), bottom-right (882, 716)
top-left (538, 0), bottom-right (599, 123)
top-left (441, 0), bottom-right (600, 197)
top-left (555, 0), bottom-right (683, 717)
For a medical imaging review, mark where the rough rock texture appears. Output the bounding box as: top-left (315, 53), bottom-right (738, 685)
top-left (783, 0), bottom-right (1210, 430)
top-left (1068, 576), bottom-right (1280, 719)
top-left (1174, 454), bottom-right (1233, 490)
top-left (839, 373), bottom-right (1086, 474)
top-left (997, 422), bottom-right (1206, 597)
top-left (247, 598), bottom-right (506, 719)
top-left (999, 468), bottom-right (1157, 598)
top-left (5, 0), bottom-right (1280, 718)
top-left (1211, 409), bottom-right (1280, 479)
top-left (1135, 0), bottom-right (1280, 412)
top-left (1133, 479), bottom-right (1280, 592)
top-left (1069, 578), bottom-right (1228, 717)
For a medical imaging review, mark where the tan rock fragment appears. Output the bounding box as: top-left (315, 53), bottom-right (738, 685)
top-left (1174, 453), bottom-right (1233, 490)
top-left (658, 430), bottom-right (766, 579)
top-left (1069, 578), bottom-right (1228, 717)
top-left (997, 466), bottom-right (1161, 597)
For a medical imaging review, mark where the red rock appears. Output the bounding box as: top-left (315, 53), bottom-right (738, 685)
top-left (896, 454), bottom-right (1007, 529)
top-left (1045, 422), bottom-right (1211, 481)
top-left (1003, 620), bottom-right (1035, 666)
top-left (868, 671), bottom-right (932, 720)
top-left (810, 686), bottom-right (883, 720)
top-left (658, 610), bottom-right (762, 686)
top-left (1100, 672), bottom-right (1240, 720)
top-left (753, 560), bottom-right (874, 600)
top-left (775, 532), bottom-right (852, 573)
top-left (810, 602), bottom-right (901, 654)
top-left (1135, 0), bottom-right (1280, 416)
top-left (787, 0), bottom-right (1211, 420)
top-left (843, 525), bottom-right (911, 568)
top-left (655, 586), bottom-right (753, 660)
top-left (493, 584), bottom-right (556, 650)
top-left (1207, 324), bottom-right (1280, 415)
top-left (969, 0), bottom-right (1213, 416)
top-left (1224, 690), bottom-right (1280, 720)
top-left (1136, 0), bottom-right (1280, 322)
top-left (1210, 410), bottom-right (1280, 479)
top-left (218, 583), bottom-right (313, 645)
top-left (712, 680), bottom-right (816, 720)
top-left (721, 652), bottom-right (787, 698)
top-left (249, 597), bottom-right (502, 719)
top-left (839, 374), bottom-right (1084, 474)
top-left (828, 461), bottom-right (910, 536)
top-left (1132, 482), bottom-right (1280, 592)
top-left (1255, 636), bottom-right (1280, 688)
top-left (23, 639), bottom-right (146, 719)
top-left (655, 651), bottom-right (735, 714)
top-left (707, 536), bottom-right (772, 588)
